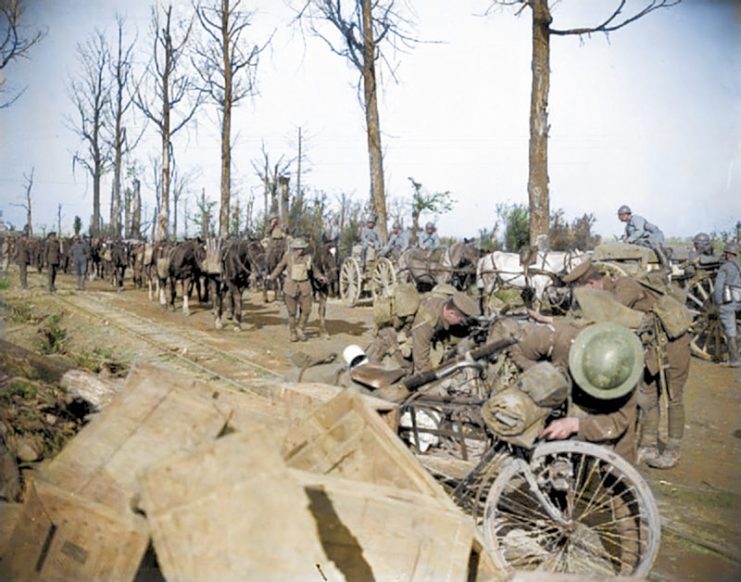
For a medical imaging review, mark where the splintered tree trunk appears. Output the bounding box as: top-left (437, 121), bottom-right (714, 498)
top-left (362, 0), bottom-right (388, 243)
top-left (219, 43), bottom-right (232, 239)
top-left (131, 179), bottom-right (141, 239)
top-left (279, 176), bottom-right (290, 231)
top-left (111, 143), bottom-right (123, 238)
top-left (528, 0), bottom-right (552, 249)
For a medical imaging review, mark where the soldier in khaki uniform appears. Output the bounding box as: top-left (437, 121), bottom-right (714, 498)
top-left (562, 259), bottom-right (690, 469)
top-left (410, 291), bottom-right (480, 373)
top-left (45, 232), bottom-right (61, 293)
top-left (268, 238), bottom-right (325, 342)
top-left (14, 233), bottom-right (30, 289)
top-left (510, 320), bottom-right (640, 464)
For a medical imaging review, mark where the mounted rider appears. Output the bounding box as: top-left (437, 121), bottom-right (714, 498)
top-left (381, 222), bottom-right (409, 258)
top-left (419, 222), bottom-right (440, 250)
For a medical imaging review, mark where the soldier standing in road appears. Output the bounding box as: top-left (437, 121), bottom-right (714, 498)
top-left (14, 232), bottom-right (30, 289)
top-left (268, 238), bottom-right (325, 342)
top-left (714, 242), bottom-right (741, 367)
top-left (419, 222), bottom-right (440, 250)
top-left (45, 232), bottom-right (61, 293)
top-left (69, 235), bottom-right (90, 291)
top-left (560, 259), bottom-right (691, 469)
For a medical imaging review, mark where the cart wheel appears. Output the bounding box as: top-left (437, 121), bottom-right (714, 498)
top-left (685, 273), bottom-right (731, 361)
top-left (339, 257), bottom-right (362, 307)
top-left (370, 257), bottom-right (397, 299)
top-left (482, 440), bottom-right (661, 577)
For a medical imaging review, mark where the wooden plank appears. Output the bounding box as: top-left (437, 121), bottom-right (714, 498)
top-left (0, 479), bottom-right (148, 582)
top-left (282, 390), bottom-right (454, 507)
top-left (139, 429), bottom-right (342, 582)
top-left (39, 364), bottom-right (234, 513)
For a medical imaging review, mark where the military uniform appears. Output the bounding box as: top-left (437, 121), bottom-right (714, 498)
top-left (714, 245), bottom-right (741, 365)
top-left (511, 321), bottom-right (639, 463)
top-left (14, 236), bottom-right (30, 289)
top-left (419, 230), bottom-right (440, 250)
top-left (70, 238), bottom-right (90, 290)
top-left (270, 244), bottom-right (323, 342)
top-left (621, 214), bottom-right (665, 248)
top-left (381, 229), bottom-right (409, 258)
top-left (45, 235), bottom-right (61, 292)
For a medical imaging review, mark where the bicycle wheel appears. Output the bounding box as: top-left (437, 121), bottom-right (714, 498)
top-left (482, 440), bottom-right (660, 577)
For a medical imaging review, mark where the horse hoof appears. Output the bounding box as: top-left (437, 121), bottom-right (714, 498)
top-left (183, 310), bottom-right (191, 317)
top-left (233, 325), bottom-right (241, 333)
top-left (322, 333), bottom-right (330, 340)
top-left (215, 320), bottom-right (223, 330)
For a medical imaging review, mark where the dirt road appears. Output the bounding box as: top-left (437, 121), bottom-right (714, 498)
top-left (1, 269), bottom-right (739, 581)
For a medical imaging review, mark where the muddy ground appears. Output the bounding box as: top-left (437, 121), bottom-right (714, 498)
top-left (0, 267), bottom-right (739, 581)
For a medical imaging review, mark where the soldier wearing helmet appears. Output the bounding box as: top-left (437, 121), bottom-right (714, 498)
top-left (714, 242), bottom-right (741, 367)
top-left (509, 320), bottom-right (642, 463)
top-left (419, 222), bottom-right (440, 250)
top-left (689, 232), bottom-right (713, 260)
top-left (266, 214), bottom-right (284, 240)
top-left (381, 221), bottom-right (409, 258)
top-left (617, 205), bottom-right (665, 251)
top-left (359, 214), bottom-right (382, 269)
top-left (559, 258), bottom-right (691, 469)
top-left (268, 237), bottom-right (326, 342)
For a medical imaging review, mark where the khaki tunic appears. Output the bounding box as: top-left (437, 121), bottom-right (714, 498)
top-left (14, 238), bottom-right (29, 265)
top-left (45, 238), bottom-right (61, 266)
top-left (511, 320), bottom-right (638, 463)
top-left (409, 296), bottom-right (469, 373)
top-left (270, 250), bottom-right (322, 318)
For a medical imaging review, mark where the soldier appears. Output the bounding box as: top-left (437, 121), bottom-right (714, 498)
top-left (688, 232), bottom-right (713, 260)
top-left (419, 222), bottom-right (440, 250)
top-left (14, 232), bottom-right (30, 289)
top-left (714, 242), bottom-right (741, 367)
top-left (266, 214), bottom-right (284, 240)
top-left (45, 232), bottom-right (61, 292)
top-left (267, 238), bottom-right (325, 342)
top-left (510, 320), bottom-right (642, 464)
top-left (359, 215), bottom-right (382, 268)
top-left (69, 236), bottom-right (90, 291)
top-left (381, 222), bottom-right (409, 258)
top-left (617, 205), bottom-right (665, 249)
top-left (561, 259), bottom-right (691, 469)
top-left (410, 291), bottom-right (480, 373)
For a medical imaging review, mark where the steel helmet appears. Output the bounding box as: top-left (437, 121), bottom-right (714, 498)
top-left (342, 344), bottom-right (368, 368)
top-left (724, 241), bottom-right (738, 255)
top-left (425, 222), bottom-right (435, 230)
top-left (617, 205), bottom-right (632, 215)
top-left (392, 222), bottom-right (402, 230)
top-left (290, 238), bottom-right (308, 250)
top-left (366, 215), bottom-right (377, 225)
top-left (693, 232), bottom-right (710, 245)
top-left (568, 322), bottom-right (644, 400)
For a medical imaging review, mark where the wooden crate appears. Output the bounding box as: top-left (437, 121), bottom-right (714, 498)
top-left (0, 479), bottom-right (148, 582)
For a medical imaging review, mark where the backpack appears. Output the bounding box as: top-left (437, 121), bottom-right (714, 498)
top-left (373, 283), bottom-right (421, 329)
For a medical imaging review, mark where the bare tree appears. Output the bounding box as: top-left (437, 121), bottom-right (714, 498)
top-left (10, 166), bottom-right (34, 235)
top-left (251, 143), bottom-right (293, 229)
top-left (296, 0), bottom-right (417, 242)
top-left (0, 0), bottom-right (46, 108)
top-left (134, 2), bottom-right (202, 241)
top-left (487, 0), bottom-right (679, 247)
top-left (107, 15), bottom-right (140, 239)
top-left (193, 0), bottom-right (270, 238)
top-left (68, 30), bottom-right (112, 237)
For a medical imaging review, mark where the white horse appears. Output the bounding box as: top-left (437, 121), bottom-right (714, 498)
top-left (476, 249), bottom-right (588, 308)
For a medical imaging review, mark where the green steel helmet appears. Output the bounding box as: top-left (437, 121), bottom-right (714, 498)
top-left (290, 238), bottom-right (308, 250)
top-left (568, 322), bottom-right (644, 400)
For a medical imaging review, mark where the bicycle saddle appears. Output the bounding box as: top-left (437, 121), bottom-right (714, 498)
top-left (349, 364), bottom-right (406, 390)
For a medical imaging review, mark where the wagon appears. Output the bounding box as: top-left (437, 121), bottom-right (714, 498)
top-left (591, 242), bottom-right (737, 361)
top-left (339, 244), bottom-right (396, 306)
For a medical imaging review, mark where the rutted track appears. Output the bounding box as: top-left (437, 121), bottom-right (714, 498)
top-left (52, 291), bottom-right (284, 396)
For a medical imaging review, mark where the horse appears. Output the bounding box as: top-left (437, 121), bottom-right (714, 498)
top-left (216, 237), bottom-right (263, 331)
top-left (109, 240), bottom-right (128, 292)
top-left (263, 237), bottom-right (287, 302)
top-left (476, 248), bottom-right (587, 312)
top-left (309, 234), bottom-right (340, 338)
top-left (158, 239), bottom-right (205, 315)
top-left (397, 239), bottom-right (480, 292)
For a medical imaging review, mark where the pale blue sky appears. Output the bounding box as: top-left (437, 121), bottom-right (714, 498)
top-left (1, 0), bottom-right (739, 240)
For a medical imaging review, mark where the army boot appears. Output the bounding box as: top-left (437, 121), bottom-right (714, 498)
top-left (637, 407), bottom-right (660, 465)
top-left (648, 439), bottom-right (681, 469)
top-left (637, 442), bottom-right (660, 465)
top-left (728, 337), bottom-right (739, 367)
top-left (296, 313), bottom-right (308, 342)
top-left (288, 317), bottom-right (299, 342)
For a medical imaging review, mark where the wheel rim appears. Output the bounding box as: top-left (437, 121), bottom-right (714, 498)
top-left (483, 440), bottom-right (660, 577)
top-left (339, 258), bottom-right (361, 307)
top-left (370, 258), bottom-right (396, 299)
top-left (685, 273), bottom-right (728, 361)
